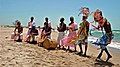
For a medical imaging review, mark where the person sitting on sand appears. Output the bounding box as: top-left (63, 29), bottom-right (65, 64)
top-left (41, 17), bottom-right (52, 39)
top-left (11, 20), bottom-right (23, 42)
top-left (77, 16), bottom-right (89, 56)
top-left (57, 17), bottom-right (67, 48)
top-left (25, 17), bottom-right (38, 42)
top-left (61, 16), bottom-right (78, 51)
top-left (93, 9), bottom-right (113, 62)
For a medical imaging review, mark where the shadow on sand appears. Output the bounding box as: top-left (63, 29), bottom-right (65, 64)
top-left (94, 59), bottom-right (114, 67)
top-left (28, 41), bottom-right (37, 44)
top-left (76, 53), bottom-right (91, 58)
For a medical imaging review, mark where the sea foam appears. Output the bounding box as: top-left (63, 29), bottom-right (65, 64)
top-left (88, 36), bottom-right (120, 50)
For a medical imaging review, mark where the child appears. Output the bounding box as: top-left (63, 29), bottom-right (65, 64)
top-left (11, 20), bottom-right (23, 42)
top-left (57, 17), bottom-right (66, 48)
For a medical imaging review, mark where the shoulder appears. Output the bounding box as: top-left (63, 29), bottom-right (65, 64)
top-left (48, 21), bottom-right (51, 24)
top-left (63, 22), bottom-right (66, 25)
top-left (104, 18), bottom-right (110, 25)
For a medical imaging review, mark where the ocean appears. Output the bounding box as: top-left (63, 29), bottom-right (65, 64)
top-left (89, 30), bottom-right (120, 50)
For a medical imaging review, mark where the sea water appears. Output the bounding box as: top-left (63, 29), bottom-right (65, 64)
top-left (89, 30), bottom-right (120, 50)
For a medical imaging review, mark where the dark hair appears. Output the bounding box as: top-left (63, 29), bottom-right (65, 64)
top-left (31, 17), bottom-right (34, 20)
top-left (70, 16), bottom-right (74, 22)
top-left (94, 10), bottom-right (103, 22)
top-left (60, 18), bottom-right (64, 22)
top-left (99, 11), bottom-right (102, 16)
top-left (96, 9), bottom-right (103, 16)
top-left (16, 21), bottom-right (21, 26)
top-left (45, 17), bottom-right (48, 22)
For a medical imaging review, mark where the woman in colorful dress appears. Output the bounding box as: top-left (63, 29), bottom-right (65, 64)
top-left (61, 16), bottom-right (78, 51)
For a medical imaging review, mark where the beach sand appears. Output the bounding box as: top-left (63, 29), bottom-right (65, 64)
top-left (0, 27), bottom-right (120, 67)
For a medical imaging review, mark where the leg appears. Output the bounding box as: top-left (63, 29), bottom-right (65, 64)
top-left (32, 35), bottom-right (35, 42)
top-left (68, 46), bottom-right (70, 50)
top-left (78, 43), bottom-right (83, 54)
top-left (13, 34), bottom-right (16, 41)
top-left (18, 34), bottom-right (22, 42)
top-left (97, 49), bottom-right (104, 59)
top-left (27, 35), bottom-right (30, 42)
top-left (57, 33), bottom-right (61, 48)
top-left (61, 39), bottom-right (65, 49)
top-left (74, 44), bottom-right (77, 52)
top-left (84, 43), bottom-right (88, 56)
top-left (104, 47), bottom-right (112, 61)
top-left (14, 34), bottom-right (19, 41)
top-left (83, 39), bottom-right (88, 56)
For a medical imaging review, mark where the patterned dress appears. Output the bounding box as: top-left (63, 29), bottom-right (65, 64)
top-left (61, 22), bottom-right (78, 47)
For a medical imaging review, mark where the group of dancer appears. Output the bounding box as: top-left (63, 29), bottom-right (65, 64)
top-left (11, 7), bottom-right (114, 62)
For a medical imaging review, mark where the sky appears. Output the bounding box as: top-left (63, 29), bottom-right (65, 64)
top-left (0, 0), bottom-right (120, 30)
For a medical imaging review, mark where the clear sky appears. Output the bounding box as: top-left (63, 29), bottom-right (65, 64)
top-left (0, 0), bottom-right (120, 30)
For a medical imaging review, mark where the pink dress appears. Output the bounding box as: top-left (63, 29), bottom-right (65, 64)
top-left (61, 22), bottom-right (77, 47)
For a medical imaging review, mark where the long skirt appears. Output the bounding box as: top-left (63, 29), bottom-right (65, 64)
top-left (61, 31), bottom-right (77, 47)
top-left (57, 32), bottom-right (65, 45)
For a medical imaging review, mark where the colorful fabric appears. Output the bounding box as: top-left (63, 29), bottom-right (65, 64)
top-left (78, 21), bottom-right (89, 41)
top-left (93, 33), bottom-right (114, 46)
top-left (61, 22), bottom-right (77, 47)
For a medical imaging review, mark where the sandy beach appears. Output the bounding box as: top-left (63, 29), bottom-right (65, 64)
top-left (0, 27), bottom-right (120, 67)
